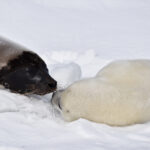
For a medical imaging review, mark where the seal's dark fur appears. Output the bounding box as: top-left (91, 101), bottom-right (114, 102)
top-left (0, 37), bottom-right (57, 95)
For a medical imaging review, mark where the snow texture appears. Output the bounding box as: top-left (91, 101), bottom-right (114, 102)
top-left (0, 0), bottom-right (150, 150)
top-left (51, 62), bottom-right (81, 89)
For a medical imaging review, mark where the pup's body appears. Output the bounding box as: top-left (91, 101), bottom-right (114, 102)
top-left (0, 37), bottom-right (57, 95)
top-left (52, 60), bottom-right (150, 126)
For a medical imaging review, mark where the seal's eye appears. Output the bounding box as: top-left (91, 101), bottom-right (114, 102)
top-left (66, 110), bottom-right (70, 113)
top-left (52, 92), bottom-right (56, 99)
top-left (58, 101), bottom-right (62, 110)
top-left (64, 109), bottom-right (70, 114)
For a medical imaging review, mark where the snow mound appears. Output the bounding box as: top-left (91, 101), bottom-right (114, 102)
top-left (51, 62), bottom-right (82, 89)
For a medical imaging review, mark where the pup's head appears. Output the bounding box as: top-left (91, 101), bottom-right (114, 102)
top-left (0, 51), bottom-right (57, 95)
top-left (51, 88), bottom-right (82, 122)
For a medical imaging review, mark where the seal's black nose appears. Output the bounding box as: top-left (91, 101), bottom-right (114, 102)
top-left (48, 81), bottom-right (57, 89)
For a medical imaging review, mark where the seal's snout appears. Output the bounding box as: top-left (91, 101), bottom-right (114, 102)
top-left (48, 80), bottom-right (57, 89)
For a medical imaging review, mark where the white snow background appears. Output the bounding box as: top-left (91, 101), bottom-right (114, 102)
top-left (0, 0), bottom-right (150, 149)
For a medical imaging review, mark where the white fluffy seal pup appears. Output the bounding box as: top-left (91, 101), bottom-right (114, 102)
top-left (52, 60), bottom-right (150, 126)
top-left (0, 37), bottom-right (57, 95)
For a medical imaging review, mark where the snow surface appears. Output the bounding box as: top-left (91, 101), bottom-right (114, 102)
top-left (51, 62), bottom-right (81, 89)
top-left (0, 0), bottom-right (150, 149)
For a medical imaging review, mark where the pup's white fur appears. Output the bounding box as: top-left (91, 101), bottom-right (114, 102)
top-left (54, 60), bottom-right (150, 126)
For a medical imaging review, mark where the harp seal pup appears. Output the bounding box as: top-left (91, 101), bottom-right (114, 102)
top-left (0, 37), bottom-right (57, 95)
top-left (52, 60), bottom-right (150, 126)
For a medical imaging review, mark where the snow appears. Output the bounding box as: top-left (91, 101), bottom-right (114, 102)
top-left (51, 63), bottom-right (81, 89)
top-left (0, 0), bottom-right (150, 149)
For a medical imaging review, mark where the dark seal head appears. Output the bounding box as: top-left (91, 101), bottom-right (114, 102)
top-left (0, 37), bottom-right (57, 95)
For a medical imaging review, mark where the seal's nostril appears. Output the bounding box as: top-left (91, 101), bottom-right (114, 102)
top-left (48, 81), bottom-right (57, 88)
